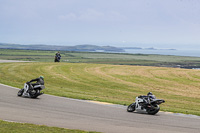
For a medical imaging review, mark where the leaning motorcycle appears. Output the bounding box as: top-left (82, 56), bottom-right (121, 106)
top-left (127, 94), bottom-right (165, 115)
top-left (17, 82), bottom-right (45, 98)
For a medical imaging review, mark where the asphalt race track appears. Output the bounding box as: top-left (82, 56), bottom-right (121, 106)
top-left (0, 84), bottom-right (200, 133)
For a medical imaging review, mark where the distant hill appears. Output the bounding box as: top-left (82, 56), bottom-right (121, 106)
top-left (0, 43), bottom-right (125, 52)
top-left (0, 43), bottom-right (176, 52)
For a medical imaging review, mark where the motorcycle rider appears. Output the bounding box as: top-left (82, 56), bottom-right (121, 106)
top-left (55, 51), bottom-right (61, 57)
top-left (55, 51), bottom-right (61, 62)
top-left (27, 76), bottom-right (44, 91)
top-left (147, 92), bottom-right (156, 99)
top-left (138, 92), bottom-right (156, 103)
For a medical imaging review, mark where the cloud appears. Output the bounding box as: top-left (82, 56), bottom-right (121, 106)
top-left (79, 9), bottom-right (104, 21)
top-left (59, 13), bottom-right (78, 20)
top-left (58, 9), bottom-right (126, 22)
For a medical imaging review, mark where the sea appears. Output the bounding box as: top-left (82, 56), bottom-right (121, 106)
top-left (123, 49), bottom-right (200, 57)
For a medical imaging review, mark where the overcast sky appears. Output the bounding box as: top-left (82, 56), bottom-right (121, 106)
top-left (0, 0), bottom-right (200, 49)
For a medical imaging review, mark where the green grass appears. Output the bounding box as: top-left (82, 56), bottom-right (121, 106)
top-left (1, 49), bottom-right (200, 67)
top-left (0, 120), bottom-right (99, 133)
top-left (0, 62), bottom-right (200, 116)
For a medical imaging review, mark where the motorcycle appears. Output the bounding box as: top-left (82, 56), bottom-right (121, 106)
top-left (127, 94), bottom-right (165, 115)
top-left (17, 82), bottom-right (45, 98)
top-left (54, 55), bottom-right (61, 62)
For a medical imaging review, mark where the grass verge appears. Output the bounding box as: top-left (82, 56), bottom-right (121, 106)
top-left (0, 120), bottom-right (99, 133)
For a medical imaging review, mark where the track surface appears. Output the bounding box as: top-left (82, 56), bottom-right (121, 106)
top-left (0, 84), bottom-right (199, 133)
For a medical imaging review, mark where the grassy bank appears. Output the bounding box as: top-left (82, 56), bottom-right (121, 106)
top-left (0, 120), bottom-right (98, 133)
top-left (0, 62), bottom-right (200, 116)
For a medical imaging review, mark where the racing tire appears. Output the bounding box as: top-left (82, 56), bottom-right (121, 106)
top-left (127, 103), bottom-right (136, 112)
top-left (147, 105), bottom-right (160, 115)
top-left (29, 89), bottom-right (40, 98)
top-left (17, 89), bottom-right (24, 96)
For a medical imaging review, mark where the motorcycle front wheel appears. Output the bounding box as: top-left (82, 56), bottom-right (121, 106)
top-left (147, 105), bottom-right (160, 115)
top-left (127, 103), bottom-right (136, 112)
top-left (17, 89), bottom-right (24, 96)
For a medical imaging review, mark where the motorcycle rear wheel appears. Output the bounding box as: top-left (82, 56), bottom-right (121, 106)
top-left (147, 105), bottom-right (160, 115)
top-left (127, 103), bottom-right (136, 112)
top-left (17, 89), bottom-right (24, 96)
top-left (29, 89), bottom-right (40, 98)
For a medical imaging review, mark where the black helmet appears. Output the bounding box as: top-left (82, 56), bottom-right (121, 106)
top-left (147, 92), bottom-right (156, 99)
top-left (147, 92), bottom-right (153, 95)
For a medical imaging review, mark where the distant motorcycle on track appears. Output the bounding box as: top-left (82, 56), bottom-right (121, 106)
top-left (127, 92), bottom-right (165, 115)
top-left (54, 51), bottom-right (61, 62)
